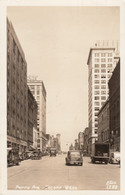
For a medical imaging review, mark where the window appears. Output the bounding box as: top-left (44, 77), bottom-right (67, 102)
top-left (107, 69), bottom-right (112, 73)
top-left (95, 80), bottom-right (99, 84)
top-left (101, 80), bottom-right (106, 84)
top-left (95, 107), bottom-right (99, 111)
top-left (37, 91), bottom-right (40, 95)
top-left (101, 85), bottom-right (106, 89)
top-left (95, 96), bottom-right (99, 100)
top-left (101, 74), bottom-right (106, 78)
top-left (95, 53), bottom-right (99, 57)
top-left (108, 74), bottom-right (111, 78)
top-left (108, 64), bottom-right (112, 68)
top-left (101, 91), bottom-right (106, 95)
top-left (101, 64), bottom-right (106, 68)
top-left (95, 69), bottom-right (99, 73)
top-left (95, 64), bottom-right (99, 68)
top-left (37, 86), bottom-right (40, 90)
top-left (108, 53), bottom-right (112, 57)
top-left (95, 102), bottom-right (99, 106)
top-left (94, 74), bottom-right (99, 78)
top-left (95, 91), bottom-right (99, 95)
top-left (101, 69), bottom-right (106, 73)
top-left (101, 96), bottom-right (106, 100)
top-left (101, 102), bottom-right (105, 106)
top-left (101, 53), bottom-right (106, 57)
top-left (101, 58), bottom-right (106, 62)
top-left (107, 58), bottom-right (112, 62)
top-left (95, 58), bottom-right (99, 62)
top-left (30, 86), bottom-right (35, 90)
top-left (95, 85), bottom-right (99, 89)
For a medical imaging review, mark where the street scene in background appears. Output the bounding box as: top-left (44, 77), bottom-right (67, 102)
top-left (7, 6), bottom-right (120, 190)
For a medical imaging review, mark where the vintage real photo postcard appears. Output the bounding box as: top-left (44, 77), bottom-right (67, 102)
top-left (0, 0), bottom-right (125, 195)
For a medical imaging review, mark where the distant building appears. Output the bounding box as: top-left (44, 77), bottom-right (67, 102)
top-left (108, 59), bottom-right (120, 152)
top-left (69, 144), bottom-right (74, 150)
top-left (7, 18), bottom-right (28, 152)
top-left (98, 99), bottom-right (109, 143)
top-left (28, 88), bottom-right (38, 150)
top-left (74, 139), bottom-right (79, 150)
top-left (87, 42), bottom-right (119, 154)
top-left (27, 79), bottom-right (47, 152)
top-left (56, 134), bottom-right (61, 151)
top-left (83, 127), bottom-right (89, 154)
top-left (78, 132), bottom-right (84, 150)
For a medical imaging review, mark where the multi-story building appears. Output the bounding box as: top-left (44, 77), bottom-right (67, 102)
top-left (74, 139), bottom-right (79, 150)
top-left (87, 41), bottom-right (119, 153)
top-left (83, 127), bottom-right (89, 154)
top-left (56, 134), bottom-right (61, 152)
top-left (108, 59), bottom-right (120, 152)
top-left (78, 132), bottom-right (84, 150)
top-left (28, 88), bottom-right (38, 150)
top-left (27, 79), bottom-right (47, 152)
top-left (7, 18), bottom-right (28, 153)
top-left (98, 99), bottom-right (109, 143)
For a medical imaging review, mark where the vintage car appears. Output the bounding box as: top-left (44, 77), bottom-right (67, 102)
top-left (65, 150), bottom-right (83, 166)
top-left (31, 151), bottom-right (42, 160)
top-left (109, 152), bottom-right (120, 164)
top-left (50, 147), bottom-right (56, 157)
top-left (7, 147), bottom-right (20, 166)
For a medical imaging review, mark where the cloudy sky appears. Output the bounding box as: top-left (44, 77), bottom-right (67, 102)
top-left (7, 6), bottom-right (120, 150)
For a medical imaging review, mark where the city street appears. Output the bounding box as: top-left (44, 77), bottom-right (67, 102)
top-left (8, 154), bottom-right (120, 190)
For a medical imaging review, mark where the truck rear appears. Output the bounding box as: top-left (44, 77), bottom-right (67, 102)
top-left (91, 143), bottom-right (109, 164)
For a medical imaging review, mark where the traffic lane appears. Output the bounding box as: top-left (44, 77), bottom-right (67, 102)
top-left (8, 155), bottom-right (70, 190)
top-left (7, 155), bottom-right (120, 190)
top-left (68, 157), bottom-right (120, 190)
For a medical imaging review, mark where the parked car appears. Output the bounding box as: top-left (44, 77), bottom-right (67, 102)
top-left (65, 150), bottom-right (83, 166)
top-left (31, 151), bottom-right (41, 160)
top-left (109, 152), bottom-right (120, 164)
top-left (7, 147), bottom-right (20, 166)
top-left (25, 151), bottom-right (32, 159)
top-left (50, 147), bottom-right (56, 156)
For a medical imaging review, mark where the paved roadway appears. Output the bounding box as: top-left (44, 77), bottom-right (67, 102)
top-left (8, 154), bottom-right (120, 190)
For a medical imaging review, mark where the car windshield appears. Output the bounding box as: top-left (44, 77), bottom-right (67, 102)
top-left (70, 152), bottom-right (81, 157)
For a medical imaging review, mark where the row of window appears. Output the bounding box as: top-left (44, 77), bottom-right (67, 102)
top-left (94, 91), bottom-right (107, 95)
top-left (95, 101), bottom-right (105, 106)
top-left (94, 74), bottom-right (111, 78)
top-left (94, 85), bottom-right (107, 89)
top-left (94, 64), bottom-right (112, 68)
top-left (94, 96), bottom-right (106, 100)
top-left (94, 69), bottom-right (112, 73)
top-left (95, 53), bottom-right (112, 57)
top-left (95, 58), bottom-right (112, 62)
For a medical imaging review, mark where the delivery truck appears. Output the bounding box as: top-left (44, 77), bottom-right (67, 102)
top-left (91, 143), bottom-right (109, 164)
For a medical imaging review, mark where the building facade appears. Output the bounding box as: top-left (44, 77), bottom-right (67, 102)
top-left (27, 79), bottom-right (47, 151)
top-left (87, 42), bottom-right (118, 154)
top-left (28, 88), bottom-right (38, 150)
top-left (83, 127), bottom-right (89, 154)
top-left (78, 132), bottom-right (84, 150)
top-left (7, 19), bottom-right (28, 152)
top-left (98, 99), bottom-right (109, 143)
top-left (108, 59), bottom-right (120, 152)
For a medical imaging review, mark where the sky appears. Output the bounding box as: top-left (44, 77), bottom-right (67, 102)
top-left (7, 6), bottom-right (120, 151)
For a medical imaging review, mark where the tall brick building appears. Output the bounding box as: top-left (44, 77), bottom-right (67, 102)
top-left (108, 59), bottom-right (120, 152)
top-left (7, 18), bottom-right (28, 152)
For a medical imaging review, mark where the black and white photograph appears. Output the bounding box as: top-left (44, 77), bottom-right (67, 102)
top-left (0, 0), bottom-right (125, 194)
